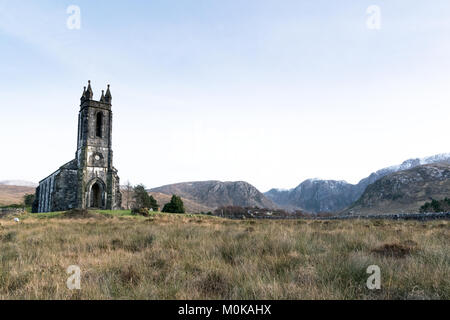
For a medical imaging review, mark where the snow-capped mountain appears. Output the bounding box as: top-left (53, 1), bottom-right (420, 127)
top-left (265, 153), bottom-right (450, 213)
top-left (356, 153), bottom-right (450, 195)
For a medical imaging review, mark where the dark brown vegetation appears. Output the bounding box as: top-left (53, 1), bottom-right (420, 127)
top-left (371, 241), bottom-right (418, 258)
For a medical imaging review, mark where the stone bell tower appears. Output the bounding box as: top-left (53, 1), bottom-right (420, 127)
top-left (76, 81), bottom-right (121, 210)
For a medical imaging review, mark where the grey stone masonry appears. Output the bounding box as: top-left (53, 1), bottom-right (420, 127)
top-left (33, 81), bottom-right (122, 213)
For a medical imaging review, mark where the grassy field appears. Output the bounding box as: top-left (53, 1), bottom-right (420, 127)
top-left (0, 210), bottom-right (448, 300)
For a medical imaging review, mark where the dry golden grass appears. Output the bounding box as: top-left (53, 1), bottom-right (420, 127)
top-left (0, 212), bottom-right (448, 300)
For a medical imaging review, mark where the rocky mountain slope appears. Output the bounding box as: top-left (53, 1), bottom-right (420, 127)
top-left (149, 181), bottom-right (276, 211)
top-left (354, 153), bottom-right (450, 197)
top-left (343, 163), bottom-right (450, 215)
top-left (265, 153), bottom-right (450, 213)
top-left (265, 180), bottom-right (358, 213)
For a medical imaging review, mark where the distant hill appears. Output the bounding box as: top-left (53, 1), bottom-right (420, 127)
top-left (148, 181), bottom-right (276, 211)
top-left (343, 163), bottom-right (450, 215)
top-left (0, 180), bottom-right (37, 187)
top-left (0, 185), bottom-right (35, 206)
top-left (120, 186), bottom-right (214, 213)
top-left (265, 153), bottom-right (450, 213)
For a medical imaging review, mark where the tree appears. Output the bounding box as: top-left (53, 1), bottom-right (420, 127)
top-left (132, 184), bottom-right (159, 211)
top-left (147, 195), bottom-right (159, 212)
top-left (24, 194), bottom-right (35, 207)
top-left (162, 195), bottom-right (185, 214)
top-left (124, 180), bottom-right (133, 210)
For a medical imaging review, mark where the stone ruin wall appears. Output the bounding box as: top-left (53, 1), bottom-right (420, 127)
top-left (36, 165), bottom-right (78, 213)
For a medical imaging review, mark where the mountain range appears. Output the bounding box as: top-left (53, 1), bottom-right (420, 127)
top-left (264, 153), bottom-right (450, 213)
top-left (344, 163), bottom-right (450, 215)
top-left (1, 153), bottom-right (449, 214)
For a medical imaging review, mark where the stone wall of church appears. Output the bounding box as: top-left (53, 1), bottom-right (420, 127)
top-left (35, 161), bottom-right (79, 213)
top-left (37, 171), bottom-right (58, 213)
top-left (51, 168), bottom-right (78, 212)
top-left (107, 169), bottom-right (122, 210)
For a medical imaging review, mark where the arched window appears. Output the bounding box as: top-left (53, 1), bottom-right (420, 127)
top-left (96, 112), bottom-right (103, 138)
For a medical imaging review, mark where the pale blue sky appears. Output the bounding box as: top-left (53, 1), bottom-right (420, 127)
top-left (1, 1), bottom-right (450, 191)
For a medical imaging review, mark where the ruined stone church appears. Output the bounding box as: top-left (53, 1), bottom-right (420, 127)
top-left (33, 81), bottom-right (122, 213)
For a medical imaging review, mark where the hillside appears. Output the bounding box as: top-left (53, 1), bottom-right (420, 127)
top-left (265, 152), bottom-right (450, 213)
top-left (149, 181), bottom-right (276, 210)
top-left (344, 163), bottom-right (450, 215)
top-left (148, 192), bottom-right (214, 213)
top-left (0, 185), bottom-right (35, 206)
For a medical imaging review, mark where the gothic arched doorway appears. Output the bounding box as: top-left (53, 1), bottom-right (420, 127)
top-left (90, 182), bottom-right (103, 208)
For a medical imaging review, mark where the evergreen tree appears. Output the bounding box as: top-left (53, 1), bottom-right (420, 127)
top-left (132, 184), bottom-right (159, 211)
top-left (148, 195), bottom-right (159, 211)
top-left (162, 195), bottom-right (185, 214)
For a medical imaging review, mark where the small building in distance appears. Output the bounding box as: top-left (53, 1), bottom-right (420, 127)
top-left (33, 81), bottom-right (122, 213)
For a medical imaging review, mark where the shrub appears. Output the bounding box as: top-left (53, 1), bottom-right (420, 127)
top-left (23, 194), bottom-right (35, 207)
top-left (131, 207), bottom-right (150, 217)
